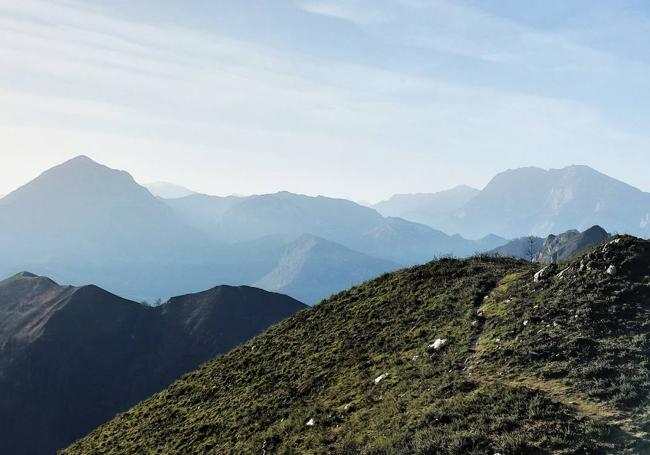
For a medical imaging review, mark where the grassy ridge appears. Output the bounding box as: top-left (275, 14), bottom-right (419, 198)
top-left (64, 237), bottom-right (650, 454)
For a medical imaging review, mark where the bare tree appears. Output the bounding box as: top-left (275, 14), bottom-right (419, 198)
top-left (527, 236), bottom-right (537, 262)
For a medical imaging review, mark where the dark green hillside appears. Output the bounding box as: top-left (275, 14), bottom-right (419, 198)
top-left (64, 237), bottom-right (650, 454)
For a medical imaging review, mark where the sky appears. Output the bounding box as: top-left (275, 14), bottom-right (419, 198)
top-left (1, 0), bottom-right (650, 202)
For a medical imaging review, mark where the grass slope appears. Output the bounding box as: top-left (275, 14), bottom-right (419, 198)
top-left (64, 237), bottom-right (650, 454)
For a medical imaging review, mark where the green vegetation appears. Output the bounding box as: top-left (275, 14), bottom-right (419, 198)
top-left (64, 237), bottom-right (650, 454)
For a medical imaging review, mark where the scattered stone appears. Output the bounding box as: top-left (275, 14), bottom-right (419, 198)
top-left (306, 418), bottom-right (316, 427)
top-left (523, 320), bottom-right (529, 326)
top-left (471, 320), bottom-right (479, 327)
top-left (374, 373), bottom-right (388, 384)
top-left (534, 266), bottom-right (554, 283)
top-left (412, 355), bottom-right (420, 361)
top-left (607, 265), bottom-right (618, 276)
top-left (556, 267), bottom-right (571, 279)
top-left (429, 338), bottom-right (447, 350)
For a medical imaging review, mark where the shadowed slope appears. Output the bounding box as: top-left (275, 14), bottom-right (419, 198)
top-left (0, 273), bottom-right (305, 455)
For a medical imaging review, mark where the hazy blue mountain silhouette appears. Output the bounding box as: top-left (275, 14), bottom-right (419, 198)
top-left (0, 155), bottom-right (208, 262)
top-left (255, 234), bottom-right (399, 304)
top-left (0, 156), bottom-right (510, 302)
top-left (455, 166), bottom-right (650, 238)
top-left (190, 191), bottom-right (504, 262)
top-left (373, 185), bottom-right (479, 230)
top-left (376, 166), bottom-right (650, 239)
top-left (0, 157), bottom-right (275, 300)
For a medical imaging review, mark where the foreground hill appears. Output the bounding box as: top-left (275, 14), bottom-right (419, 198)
top-left (255, 234), bottom-right (399, 304)
top-left (65, 236), bottom-right (650, 454)
top-left (0, 273), bottom-right (305, 455)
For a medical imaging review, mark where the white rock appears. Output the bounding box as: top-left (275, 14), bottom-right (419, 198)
top-left (306, 418), bottom-right (316, 427)
top-left (534, 267), bottom-right (549, 283)
top-left (556, 267), bottom-right (571, 279)
top-left (607, 265), bottom-right (617, 276)
top-left (429, 338), bottom-right (447, 350)
top-left (523, 320), bottom-right (529, 326)
top-left (374, 373), bottom-right (388, 384)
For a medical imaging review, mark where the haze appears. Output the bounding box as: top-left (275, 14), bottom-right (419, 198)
top-left (2, 0), bottom-right (650, 201)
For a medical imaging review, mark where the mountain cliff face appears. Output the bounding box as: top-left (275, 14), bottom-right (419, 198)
top-left (64, 236), bottom-right (650, 454)
top-left (255, 234), bottom-right (399, 304)
top-left (453, 166), bottom-right (650, 239)
top-left (376, 166), bottom-right (650, 240)
top-left (0, 273), bottom-right (305, 455)
top-left (536, 225), bottom-right (610, 264)
top-left (490, 225), bottom-right (611, 263)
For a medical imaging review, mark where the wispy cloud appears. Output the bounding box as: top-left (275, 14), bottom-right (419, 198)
top-left (0, 0), bottom-right (649, 200)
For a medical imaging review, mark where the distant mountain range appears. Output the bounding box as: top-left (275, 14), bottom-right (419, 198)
top-left (375, 165), bottom-right (650, 239)
top-left (0, 156), bottom-right (504, 303)
top-left (0, 272), bottom-right (305, 455)
top-left (2, 157), bottom-right (648, 303)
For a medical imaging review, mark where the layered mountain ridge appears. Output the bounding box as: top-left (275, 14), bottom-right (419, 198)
top-left (0, 156), bottom-right (506, 304)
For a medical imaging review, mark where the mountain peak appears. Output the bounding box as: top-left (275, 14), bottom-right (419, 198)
top-left (14, 271), bottom-right (38, 279)
top-left (66, 154), bottom-right (96, 164)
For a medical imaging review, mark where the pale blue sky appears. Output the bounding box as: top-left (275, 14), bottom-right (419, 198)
top-left (1, 0), bottom-right (649, 201)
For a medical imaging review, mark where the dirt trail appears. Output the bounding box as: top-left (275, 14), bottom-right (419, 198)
top-left (461, 276), bottom-right (647, 441)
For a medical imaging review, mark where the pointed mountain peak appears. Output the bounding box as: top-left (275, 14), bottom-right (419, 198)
top-left (52, 155), bottom-right (120, 175)
top-left (15, 271), bottom-right (39, 278)
top-left (66, 154), bottom-right (96, 165)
